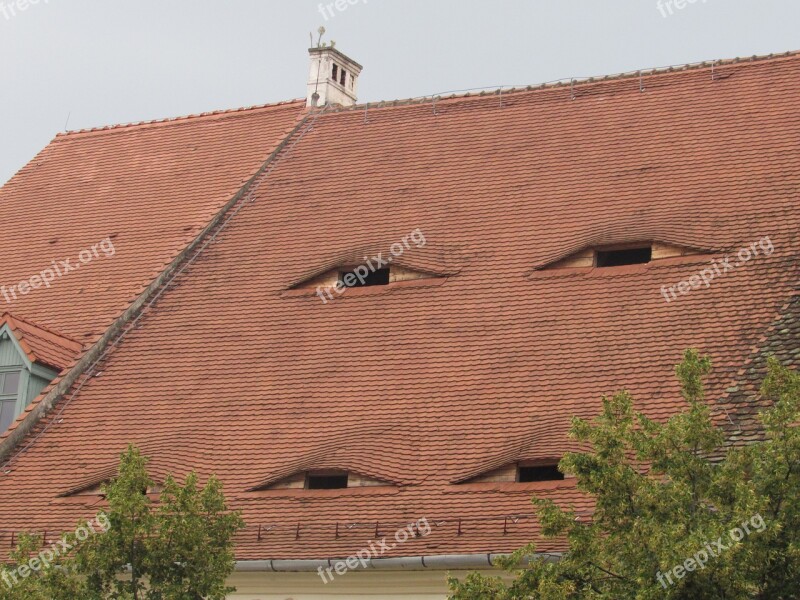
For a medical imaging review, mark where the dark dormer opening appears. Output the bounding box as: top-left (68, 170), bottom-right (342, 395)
top-left (339, 267), bottom-right (390, 288)
top-left (332, 64), bottom-right (338, 81)
top-left (596, 246), bottom-right (652, 268)
top-left (340, 69), bottom-right (347, 86)
top-left (306, 472), bottom-right (348, 490)
top-left (518, 464), bottom-right (564, 483)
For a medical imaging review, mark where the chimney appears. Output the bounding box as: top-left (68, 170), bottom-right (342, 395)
top-left (306, 43), bottom-right (363, 108)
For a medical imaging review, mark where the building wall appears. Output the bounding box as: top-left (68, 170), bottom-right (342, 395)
top-left (227, 569), bottom-right (499, 599)
top-left (26, 372), bottom-right (51, 404)
top-left (0, 336), bottom-right (54, 417)
top-left (0, 338), bottom-right (23, 368)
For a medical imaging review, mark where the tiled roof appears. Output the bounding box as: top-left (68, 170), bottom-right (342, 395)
top-left (0, 313), bottom-right (83, 371)
top-left (0, 100), bottom-right (306, 343)
top-left (0, 53), bottom-right (799, 561)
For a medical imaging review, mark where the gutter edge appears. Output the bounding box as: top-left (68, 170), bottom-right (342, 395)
top-left (235, 552), bottom-right (562, 572)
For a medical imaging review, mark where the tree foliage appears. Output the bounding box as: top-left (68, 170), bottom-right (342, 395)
top-left (450, 351), bottom-right (800, 599)
top-left (0, 445), bottom-right (243, 599)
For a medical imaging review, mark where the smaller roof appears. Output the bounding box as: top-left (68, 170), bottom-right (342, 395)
top-left (0, 313), bottom-right (83, 371)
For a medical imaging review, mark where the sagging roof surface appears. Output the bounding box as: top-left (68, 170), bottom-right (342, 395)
top-left (0, 53), bottom-right (798, 560)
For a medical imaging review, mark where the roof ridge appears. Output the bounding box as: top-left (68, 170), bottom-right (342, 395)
top-left (313, 49), bottom-right (800, 114)
top-left (55, 98), bottom-right (305, 139)
top-left (48, 50), bottom-right (800, 137)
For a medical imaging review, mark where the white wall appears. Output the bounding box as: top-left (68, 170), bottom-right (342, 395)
top-left (227, 569), bottom-right (499, 599)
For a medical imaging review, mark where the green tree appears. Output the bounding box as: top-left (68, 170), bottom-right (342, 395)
top-left (449, 351), bottom-right (800, 599)
top-left (0, 445), bottom-right (244, 599)
top-left (0, 532), bottom-right (86, 600)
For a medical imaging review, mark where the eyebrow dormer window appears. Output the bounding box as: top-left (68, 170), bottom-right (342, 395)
top-left (458, 458), bottom-right (568, 485)
top-left (338, 267), bottom-right (390, 288)
top-left (253, 470), bottom-right (391, 491)
top-left (289, 261), bottom-right (436, 303)
top-left (595, 246), bottom-right (652, 267)
top-left (538, 242), bottom-right (698, 271)
top-left (306, 471), bottom-right (349, 489)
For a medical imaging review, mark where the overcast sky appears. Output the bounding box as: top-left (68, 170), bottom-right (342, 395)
top-left (1, 0), bottom-right (798, 185)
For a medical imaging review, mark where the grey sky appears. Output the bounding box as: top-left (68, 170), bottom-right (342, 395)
top-left (1, 0), bottom-right (798, 185)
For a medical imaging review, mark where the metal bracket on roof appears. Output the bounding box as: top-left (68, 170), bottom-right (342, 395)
top-left (570, 78), bottom-right (575, 101)
top-left (723, 407), bottom-right (741, 432)
top-left (433, 95), bottom-right (438, 115)
top-left (712, 59), bottom-right (718, 81)
top-left (363, 102), bottom-right (369, 125)
top-left (639, 71), bottom-right (645, 93)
